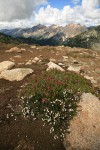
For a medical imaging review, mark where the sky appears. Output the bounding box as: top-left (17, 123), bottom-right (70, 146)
top-left (0, 0), bottom-right (100, 29)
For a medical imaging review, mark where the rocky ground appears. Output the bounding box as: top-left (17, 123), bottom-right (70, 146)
top-left (0, 43), bottom-right (100, 150)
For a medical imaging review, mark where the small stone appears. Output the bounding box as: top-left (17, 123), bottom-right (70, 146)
top-left (84, 76), bottom-right (97, 84)
top-left (6, 47), bottom-right (22, 53)
top-left (47, 62), bottom-right (65, 72)
top-left (32, 57), bottom-right (40, 63)
top-left (67, 65), bottom-right (82, 73)
top-left (31, 45), bottom-right (36, 49)
top-left (14, 55), bottom-right (21, 58)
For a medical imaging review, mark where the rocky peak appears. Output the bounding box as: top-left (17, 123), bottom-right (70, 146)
top-left (64, 25), bottom-right (100, 50)
top-left (63, 23), bottom-right (88, 38)
top-left (32, 24), bottom-right (46, 30)
top-left (66, 23), bottom-right (81, 28)
top-left (50, 24), bottom-right (60, 29)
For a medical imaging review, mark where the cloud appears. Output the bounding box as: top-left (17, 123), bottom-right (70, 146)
top-left (82, 0), bottom-right (100, 19)
top-left (34, 0), bottom-right (100, 26)
top-left (0, 0), bottom-right (100, 29)
top-left (0, 0), bottom-right (47, 21)
top-left (82, 0), bottom-right (100, 9)
top-left (72, 0), bottom-right (80, 4)
top-left (0, 19), bottom-right (34, 29)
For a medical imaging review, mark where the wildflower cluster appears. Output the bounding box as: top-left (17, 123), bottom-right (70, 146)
top-left (19, 69), bottom-right (95, 139)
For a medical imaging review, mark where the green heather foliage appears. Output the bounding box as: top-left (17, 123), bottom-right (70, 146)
top-left (0, 32), bottom-right (40, 45)
top-left (19, 70), bottom-right (96, 139)
top-left (0, 33), bottom-right (19, 44)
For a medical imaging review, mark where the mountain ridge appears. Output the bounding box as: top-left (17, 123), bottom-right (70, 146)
top-left (0, 23), bottom-right (88, 45)
top-left (64, 25), bottom-right (100, 50)
top-left (0, 24), bottom-right (100, 50)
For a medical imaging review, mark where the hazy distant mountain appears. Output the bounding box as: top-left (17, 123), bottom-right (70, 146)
top-left (64, 25), bottom-right (100, 50)
top-left (0, 24), bottom-right (88, 46)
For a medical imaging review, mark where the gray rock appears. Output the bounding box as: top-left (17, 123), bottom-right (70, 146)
top-left (58, 63), bottom-right (65, 66)
top-left (14, 55), bottom-right (21, 58)
top-left (6, 47), bottom-right (26, 53)
top-left (26, 60), bottom-right (33, 65)
top-left (64, 93), bottom-right (100, 150)
top-left (47, 62), bottom-right (65, 71)
top-left (26, 57), bottom-right (40, 65)
top-left (84, 76), bottom-right (97, 84)
top-left (0, 68), bottom-right (33, 81)
top-left (63, 56), bottom-right (68, 59)
top-left (95, 69), bottom-right (100, 74)
top-left (32, 57), bottom-right (40, 63)
top-left (30, 45), bottom-right (36, 49)
top-left (0, 61), bottom-right (15, 73)
top-left (49, 58), bottom-right (56, 62)
top-left (67, 65), bottom-right (82, 73)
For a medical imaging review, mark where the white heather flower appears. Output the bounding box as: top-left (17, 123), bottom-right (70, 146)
top-left (69, 109), bottom-right (74, 112)
top-left (6, 114), bottom-right (9, 118)
top-left (67, 128), bottom-right (71, 132)
top-left (47, 118), bottom-right (51, 122)
top-left (53, 121), bottom-right (56, 125)
top-left (54, 112), bottom-right (60, 119)
top-left (21, 96), bottom-right (24, 100)
top-left (50, 127), bottom-right (54, 133)
top-left (54, 135), bottom-right (58, 140)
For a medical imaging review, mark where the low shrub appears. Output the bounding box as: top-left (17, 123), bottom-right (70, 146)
top-left (19, 69), bottom-right (96, 139)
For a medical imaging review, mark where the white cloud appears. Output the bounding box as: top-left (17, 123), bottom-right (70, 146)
top-left (82, 0), bottom-right (100, 9)
top-left (82, 0), bottom-right (100, 19)
top-left (0, 0), bottom-right (100, 29)
top-left (34, 0), bottom-right (100, 26)
top-left (0, 19), bottom-right (34, 29)
top-left (72, 0), bottom-right (80, 4)
top-left (0, 0), bottom-right (47, 21)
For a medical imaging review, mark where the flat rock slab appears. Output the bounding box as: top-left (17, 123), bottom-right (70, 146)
top-left (47, 62), bottom-right (65, 71)
top-left (0, 61), bottom-right (15, 73)
top-left (67, 65), bottom-right (82, 73)
top-left (6, 47), bottom-right (26, 53)
top-left (84, 76), bottom-right (97, 84)
top-left (64, 93), bottom-right (100, 150)
top-left (32, 57), bottom-right (40, 63)
top-left (26, 57), bottom-right (40, 65)
top-left (30, 45), bottom-right (36, 49)
top-left (0, 68), bottom-right (33, 81)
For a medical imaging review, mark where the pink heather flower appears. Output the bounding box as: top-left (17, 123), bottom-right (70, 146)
top-left (42, 98), bottom-right (46, 103)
